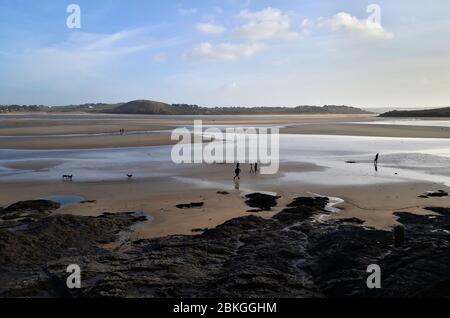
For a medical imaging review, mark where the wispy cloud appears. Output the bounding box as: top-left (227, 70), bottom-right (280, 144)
top-left (184, 42), bottom-right (264, 62)
top-left (178, 7), bottom-right (198, 16)
top-left (319, 12), bottom-right (394, 39)
top-left (196, 23), bottom-right (226, 35)
top-left (2, 28), bottom-right (158, 86)
top-left (236, 7), bottom-right (299, 41)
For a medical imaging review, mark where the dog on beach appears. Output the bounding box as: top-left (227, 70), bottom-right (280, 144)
top-left (62, 174), bottom-right (73, 181)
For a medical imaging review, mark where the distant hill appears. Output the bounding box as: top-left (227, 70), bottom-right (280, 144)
top-left (1, 100), bottom-right (371, 115)
top-left (380, 107), bottom-right (450, 118)
top-left (106, 100), bottom-right (179, 115)
top-left (295, 105), bottom-right (369, 114)
top-left (102, 100), bottom-right (370, 115)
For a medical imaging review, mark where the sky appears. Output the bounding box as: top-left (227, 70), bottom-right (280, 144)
top-left (0, 0), bottom-right (449, 108)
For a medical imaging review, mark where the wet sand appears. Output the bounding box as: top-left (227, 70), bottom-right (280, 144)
top-left (0, 168), bottom-right (448, 239)
top-left (281, 123), bottom-right (450, 139)
top-left (1, 113), bottom-right (449, 238)
top-left (0, 133), bottom-right (177, 150)
top-left (1, 113), bottom-right (450, 150)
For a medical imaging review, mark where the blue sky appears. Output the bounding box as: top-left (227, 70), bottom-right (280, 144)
top-left (0, 0), bottom-right (449, 108)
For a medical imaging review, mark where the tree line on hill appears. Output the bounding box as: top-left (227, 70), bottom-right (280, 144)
top-left (1, 99), bottom-right (371, 115)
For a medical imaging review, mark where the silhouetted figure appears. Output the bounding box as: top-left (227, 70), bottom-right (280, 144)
top-left (249, 164), bottom-right (255, 174)
top-left (374, 153), bottom-right (379, 172)
top-left (234, 166), bottom-right (242, 180)
top-left (254, 162), bottom-right (258, 174)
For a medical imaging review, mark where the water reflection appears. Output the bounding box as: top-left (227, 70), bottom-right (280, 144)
top-left (0, 134), bottom-right (449, 186)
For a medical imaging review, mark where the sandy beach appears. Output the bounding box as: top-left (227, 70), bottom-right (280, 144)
top-left (0, 162), bottom-right (448, 239)
top-left (1, 113), bottom-right (449, 150)
top-left (1, 113), bottom-right (449, 239)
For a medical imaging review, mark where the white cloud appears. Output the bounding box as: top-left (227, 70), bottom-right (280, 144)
top-left (236, 7), bottom-right (299, 41)
top-left (185, 42), bottom-right (264, 62)
top-left (196, 23), bottom-right (226, 35)
top-left (301, 19), bottom-right (312, 36)
top-left (68, 29), bottom-right (152, 54)
top-left (178, 7), bottom-right (198, 16)
top-left (153, 52), bottom-right (167, 63)
top-left (319, 12), bottom-right (394, 39)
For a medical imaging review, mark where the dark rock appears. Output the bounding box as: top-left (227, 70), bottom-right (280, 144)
top-left (335, 218), bottom-right (365, 225)
top-left (424, 207), bottom-right (450, 215)
top-left (217, 191), bottom-right (230, 195)
top-left (287, 196), bottom-right (329, 210)
top-left (127, 212), bottom-right (148, 222)
top-left (428, 190), bottom-right (448, 197)
top-left (419, 190), bottom-right (448, 198)
top-left (176, 202), bottom-right (204, 209)
top-left (1, 198), bottom-right (450, 298)
top-left (245, 193), bottom-right (280, 211)
top-left (0, 200), bottom-right (146, 297)
top-left (1, 200), bottom-right (60, 215)
top-left (80, 200), bottom-right (97, 204)
top-left (393, 225), bottom-right (405, 247)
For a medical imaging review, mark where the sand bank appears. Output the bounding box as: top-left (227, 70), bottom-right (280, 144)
top-left (0, 175), bottom-right (448, 239)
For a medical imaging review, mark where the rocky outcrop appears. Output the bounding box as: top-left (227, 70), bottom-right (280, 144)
top-left (418, 190), bottom-right (448, 198)
top-left (1, 197), bottom-right (449, 298)
top-left (1, 200), bottom-right (60, 215)
top-left (0, 201), bottom-right (145, 297)
top-left (245, 193), bottom-right (280, 212)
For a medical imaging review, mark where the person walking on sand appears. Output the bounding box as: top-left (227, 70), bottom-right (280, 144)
top-left (234, 165), bottom-right (242, 180)
top-left (374, 153), bottom-right (379, 165)
top-left (249, 164), bottom-right (255, 174)
top-left (254, 162), bottom-right (258, 174)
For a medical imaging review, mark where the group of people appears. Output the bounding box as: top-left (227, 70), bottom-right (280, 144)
top-left (233, 162), bottom-right (258, 180)
top-left (232, 154), bottom-right (380, 181)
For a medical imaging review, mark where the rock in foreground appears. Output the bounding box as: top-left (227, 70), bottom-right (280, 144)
top-left (0, 198), bottom-right (449, 298)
